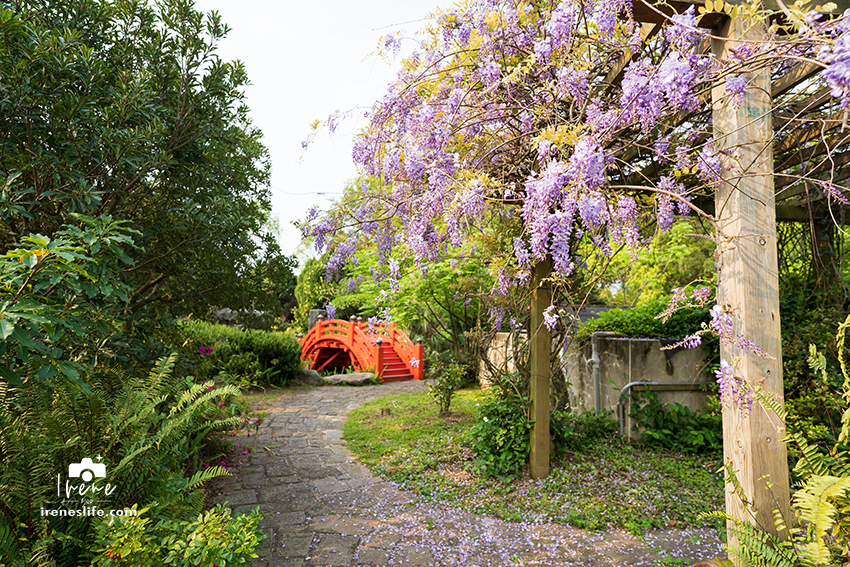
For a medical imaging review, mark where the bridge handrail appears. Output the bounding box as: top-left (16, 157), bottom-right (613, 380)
top-left (390, 326), bottom-right (423, 380)
top-left (300, 319), bottom-right (424, 380)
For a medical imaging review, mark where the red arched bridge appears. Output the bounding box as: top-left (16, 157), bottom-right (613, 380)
top-left (299, 319), bottom-right (424, 382)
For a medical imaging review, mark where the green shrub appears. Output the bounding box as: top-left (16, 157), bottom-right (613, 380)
top-left (427, 362), bottom-right (465, 415)
top-left (179, 320), bottom-right (301, 386)
top-left (469, 386), bottom-right (530, 480)
top-left (92, 504), bottom-right (264, 567)
top-left (427, 348), bottom-right (478, 388)
top-left (551, 409), bottom-right (618, 453)
top-left (627, 388), bottom-right (722, 454)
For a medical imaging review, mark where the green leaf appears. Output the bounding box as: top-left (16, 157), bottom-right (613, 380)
top-left (21, 253), bottom-right (37, 268)
top-left (793, 474), bottom-right (850, 563)
top-left (0, 319), bottom-right (14, 340)
top-left (0, 364), bottom-right (23, 386)
top-left (57, 362), bottom-right (91, 394)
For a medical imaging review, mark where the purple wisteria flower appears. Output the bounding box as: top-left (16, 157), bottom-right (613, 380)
top-left (822, 30), bottom-right (850, 108)
top-left (569, 137), bottom-right (606, 191)
top-left (543, 305), bottom-right (559, 331)
top-left (710, 304), bottom-right (770, 357)
top-left (410, 358), bottom-right (420, 368)
top-left (725, 75), bottom-right (747, 108)
top-left (325, 302), bottom-right (336, 320)
top-left (821, 180), bottom-right (850, 204)
top-left (709, 304), bottom-right (734, 341)
top-left (299, 0), bottom-right (819, 339)
top-left (691, 286), bottom-right (712, 305)
top-left (666, 5), bottom-right (700, 51)
top-left (662, 333), bottom-right (703, 350)
top-left (715, 359), bottom-right (754, 416)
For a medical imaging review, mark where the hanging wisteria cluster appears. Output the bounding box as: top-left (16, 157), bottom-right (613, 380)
top-left (304, 0), bottom-right (849, 290)
top-left (300, 0), bottom-right (850, 403)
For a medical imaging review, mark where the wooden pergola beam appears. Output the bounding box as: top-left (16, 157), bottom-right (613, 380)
top-left (774, 110), bottom-right (844, 153)
top-left (603, 23), bottom-right (662, 90)
top-left (776, 148), bottom-right (850, 192)
top-left (632, 0), bottom-right (728, 27)
top-left (771, 61), bottom-right (824, 98)
top-left (775, 129), bottom-right (850, 171)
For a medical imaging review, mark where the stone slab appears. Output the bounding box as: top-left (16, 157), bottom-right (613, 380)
top-left (323, 372), bottom-right (375, 386)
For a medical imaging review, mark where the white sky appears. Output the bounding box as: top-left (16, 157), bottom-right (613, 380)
top-left (192, 0), bottom-right (446, 261)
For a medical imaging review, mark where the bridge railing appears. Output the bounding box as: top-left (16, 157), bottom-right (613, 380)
top-left (388, 325), bottom-right (424, 380)
top-left (299, 319), bottom-right (424, 380)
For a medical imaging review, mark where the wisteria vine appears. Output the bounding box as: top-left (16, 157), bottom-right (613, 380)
top-left (300, 0), bottom-right (850, 411)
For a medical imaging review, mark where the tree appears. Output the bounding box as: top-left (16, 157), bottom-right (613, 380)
top-left (0, 0), bottom-right (273, 322)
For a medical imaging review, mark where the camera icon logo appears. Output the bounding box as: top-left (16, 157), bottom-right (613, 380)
top-left (68, 458), bottom-right (106, 483)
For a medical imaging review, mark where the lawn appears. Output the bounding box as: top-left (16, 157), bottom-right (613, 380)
top-left (343, 389), bottom-right (725, 535)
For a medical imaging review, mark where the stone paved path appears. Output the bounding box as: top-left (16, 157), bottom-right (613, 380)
top-left (213, 382), bottom-right (725, 567)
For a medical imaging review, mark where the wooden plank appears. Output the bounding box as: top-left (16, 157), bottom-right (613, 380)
top-left (690, 196), bottom-right (849, 221)
top-left (529, 258), bottom-right (552, 480)
top-left (632, 0), bottom-right (728, 28)
top-left (711, 13), bottom-right (791, 549)
top-left (776, 148), bottom-right (850, 192)
top-left (603, 23), bottom-right (661, 90)
top-left (774, 109), bottom-right (844, 154)
top-left (771, 61), bottom-right (823, 99)
top-left (775, 129), bottom-right (850, 171)
top-left (774, 86), bottom-right (834, 129)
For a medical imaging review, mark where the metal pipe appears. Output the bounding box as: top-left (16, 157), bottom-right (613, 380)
top-left (617, 381), bottom-right (716, 437)
top-left (588, 332), bottom-right (619, 411)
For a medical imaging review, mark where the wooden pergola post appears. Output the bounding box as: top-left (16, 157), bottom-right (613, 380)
top-left (529, 258), bottom-right (552, 479)
top-left (711, 10), bottom-right (791, 542)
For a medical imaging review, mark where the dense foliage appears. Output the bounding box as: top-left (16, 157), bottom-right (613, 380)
top-left (780, 276), bottom-right (849, 441)
top-left (576, 296), bottom-right (711, 341)
top-left (179, 320), bottom-right (302, 387)
top-left (91, 505), bottom-right (264, 567)
top-left (628, 388), bottom-right (723, 453)
top-left (469, 387), bottom-right (531, 479)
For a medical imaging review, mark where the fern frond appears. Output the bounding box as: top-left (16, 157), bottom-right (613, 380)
top-left (146, 353), bottom-right (178, 397)
top-left (727, 519), bottom-right (800, 567)
top-left (792, 474), bottom-right (850, 564)
top-left (184, 465), bottom-right (230, 493)
top-left (719, 460), bottom-right (752, 510)
top-left (0, 518), bottom-right (23, 566)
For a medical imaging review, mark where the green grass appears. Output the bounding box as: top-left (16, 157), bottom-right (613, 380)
top-left (343, 389), bottom-right (725, 534)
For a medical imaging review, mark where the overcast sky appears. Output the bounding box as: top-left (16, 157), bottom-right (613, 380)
top-left (192, 0), bottom-right (445, 261)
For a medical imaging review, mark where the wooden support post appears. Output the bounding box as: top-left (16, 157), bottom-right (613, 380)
top-left (373, 340), bottom-right (384, 382)
top-left (529, 258), bottom-right (552, 480)
top-left (711, 12), bottom-right (791, 544)
top-left (414, 339), bottom-right (425, 380)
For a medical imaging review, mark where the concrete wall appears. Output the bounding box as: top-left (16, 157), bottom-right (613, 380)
top-left (480, 332), bottom-right (713, 440)
top-left (566, 337), bottom-right (712, 440)
top-left (479, 331), bottom-right (523, 388)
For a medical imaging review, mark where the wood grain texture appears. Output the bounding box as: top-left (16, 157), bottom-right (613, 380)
top-left (711, 14), bottom-right (791, 547)
top-left (529, 258), bottom-right (552, 480)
